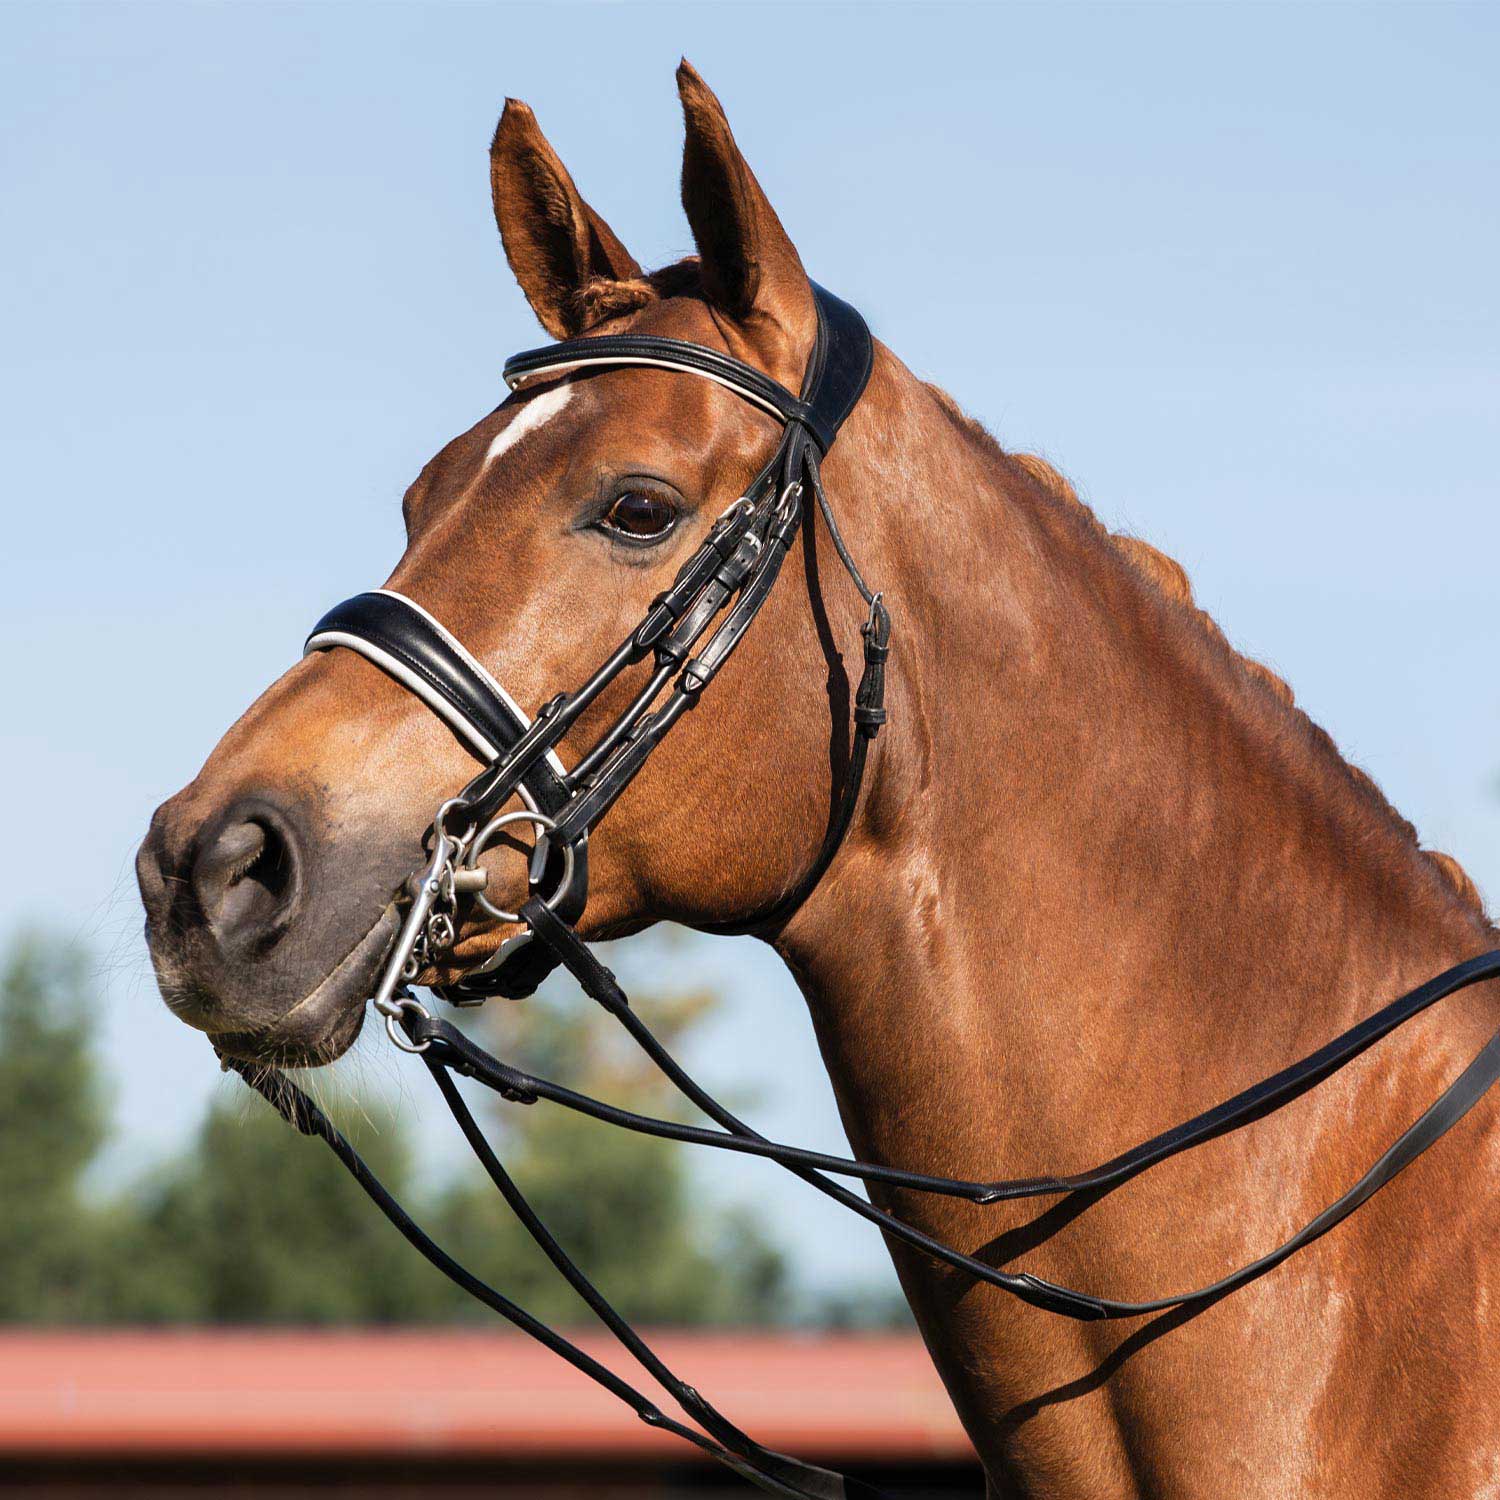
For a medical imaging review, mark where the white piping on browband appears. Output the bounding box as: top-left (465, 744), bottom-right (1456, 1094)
top-left (506, 355), bottom-right (788, 426)
top-left (369, 590), bottom-right (567, 779)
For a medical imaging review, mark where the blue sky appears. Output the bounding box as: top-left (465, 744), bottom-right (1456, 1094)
top-left (2, 2), bottom-right (1497, 1295)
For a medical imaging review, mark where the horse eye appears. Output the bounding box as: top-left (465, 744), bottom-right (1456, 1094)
top-left (600, 491), bottom-right (677, 541)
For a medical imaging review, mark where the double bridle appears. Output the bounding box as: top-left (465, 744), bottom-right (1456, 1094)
top-left (305, 282), bottom-right (887, 1011)
top-left (229, 284), bottom-right (1500, 1500)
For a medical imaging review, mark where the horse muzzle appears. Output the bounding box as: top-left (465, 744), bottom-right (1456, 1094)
top-left (137, 785), bottom-right (406, 1064)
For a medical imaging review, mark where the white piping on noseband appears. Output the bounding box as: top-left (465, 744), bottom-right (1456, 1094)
top-left (303, 589), bottom-right (566, 818)
top-left (368, 590), bottom-right (567, 779)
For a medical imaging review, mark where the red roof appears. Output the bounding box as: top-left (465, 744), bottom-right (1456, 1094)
top-left (0, 1330), bottom-right (972, 1463)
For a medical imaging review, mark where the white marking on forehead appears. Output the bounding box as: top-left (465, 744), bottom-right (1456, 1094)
top-left (483, 383), bottom-right (574, 471)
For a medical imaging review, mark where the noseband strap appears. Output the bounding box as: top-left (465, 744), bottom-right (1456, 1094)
top-left (304, 589), bottom-right (592, 994)
top-left (306, 589), bottom-right (569, 810)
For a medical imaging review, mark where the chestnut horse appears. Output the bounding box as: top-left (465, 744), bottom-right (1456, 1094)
top-left (138, 64), bottom-right (1500, 1498)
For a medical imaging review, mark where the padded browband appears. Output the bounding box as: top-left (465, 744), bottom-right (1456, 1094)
top-left (304, 590), bottom-right (569, 817)
top-left (504, 282), bottom-right (873, 456)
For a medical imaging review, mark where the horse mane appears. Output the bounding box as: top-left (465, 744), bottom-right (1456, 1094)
top-left (569, 263), bottom-right (1487, 920)
top-left (928, 386), bottom-right (1488, 922)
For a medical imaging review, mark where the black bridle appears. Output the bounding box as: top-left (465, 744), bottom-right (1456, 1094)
top-left (305, 282), bottom-right (887, 1002)
top-left (230, 285), bottom-right (1500, 1500)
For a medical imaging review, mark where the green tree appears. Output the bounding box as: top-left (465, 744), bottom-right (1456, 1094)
top-left (108, 1092), bottom-right (425, 1323)
top-left (0, 932), bottom-right (111, 1320)
top-left (0, 928), bottom-right (789, 1328)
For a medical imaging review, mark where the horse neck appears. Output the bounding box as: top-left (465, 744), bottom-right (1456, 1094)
top-left (774, 360), bottom-right (1496, 1489)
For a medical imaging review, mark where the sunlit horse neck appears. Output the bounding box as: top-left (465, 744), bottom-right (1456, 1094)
top-left (780, 337), bottom-right (1500, 1494)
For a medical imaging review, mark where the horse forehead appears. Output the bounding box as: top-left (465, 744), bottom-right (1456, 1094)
top-left (482, 383), bottom-right (575, 472)
top-left (474, 357), bottom-right (709, 467)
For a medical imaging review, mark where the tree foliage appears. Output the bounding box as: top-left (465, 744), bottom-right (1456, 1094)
top-left (0, 929), bottom-right (790, 1327)
top-left (0, 934), bottom-right (110, 1320)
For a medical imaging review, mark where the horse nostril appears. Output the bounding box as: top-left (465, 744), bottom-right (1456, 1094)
top-left (193, 802), bottom-right (304, 954)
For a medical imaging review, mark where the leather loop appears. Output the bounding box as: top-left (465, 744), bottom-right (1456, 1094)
top-left (853, 599), bottom-right (891, 740)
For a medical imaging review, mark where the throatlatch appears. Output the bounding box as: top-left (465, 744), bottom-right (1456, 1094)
top-left (235, 284), bottom-right (1500, 1500)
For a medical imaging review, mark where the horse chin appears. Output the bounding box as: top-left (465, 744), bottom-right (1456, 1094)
top-left (208, 903), bottom-right (398, 1068)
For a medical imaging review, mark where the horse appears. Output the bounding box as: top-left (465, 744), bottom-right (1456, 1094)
top-left (137, 62), bottom-right (1500, 1499)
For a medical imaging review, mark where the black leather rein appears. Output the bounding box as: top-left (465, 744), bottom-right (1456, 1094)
top-left (230, 284), bottom-right (1500, 1500)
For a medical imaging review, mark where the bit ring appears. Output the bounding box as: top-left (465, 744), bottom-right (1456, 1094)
top-left (379, 993), bottom-right (433, 1054)
top-left (464, 810), bottom-right (577, 926)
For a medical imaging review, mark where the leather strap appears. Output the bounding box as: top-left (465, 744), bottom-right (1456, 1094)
top-left (706, 594), bottom-right (890, 937)
top-left (305, 590), bottom-right (570, 816)
top-left (227, 1055), bottom-right (884, 1500)
top-left (798, 282), bottom-right (876, 448)
top-left (468, 922), bottom-right (1500, 1321)
top-left (504, 283), bottom-right (873, 458)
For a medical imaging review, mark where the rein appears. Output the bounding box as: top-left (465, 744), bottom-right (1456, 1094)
top-left (229, 285), bottom-right (1500, 1499)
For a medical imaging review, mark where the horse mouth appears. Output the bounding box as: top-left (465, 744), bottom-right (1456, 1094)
top-left (208, 904), bottom-right (400, 1067)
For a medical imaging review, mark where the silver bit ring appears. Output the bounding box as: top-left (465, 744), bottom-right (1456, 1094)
top-left (380, 993), bottom-right (433, 1053)
top-left (464, 810), bottom-right (577, 926)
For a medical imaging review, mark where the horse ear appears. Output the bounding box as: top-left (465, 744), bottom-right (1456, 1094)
top-left (676, 61), bottom-right (816, 382)
top-left (490, 99), bottom-right (644, 339)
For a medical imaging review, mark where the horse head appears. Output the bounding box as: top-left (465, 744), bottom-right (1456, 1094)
top-left (138, 64), bottom-right (902, 1066)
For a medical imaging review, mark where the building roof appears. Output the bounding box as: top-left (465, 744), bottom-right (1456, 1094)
top-left (0, 1330), bottom-right (972, 1463)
